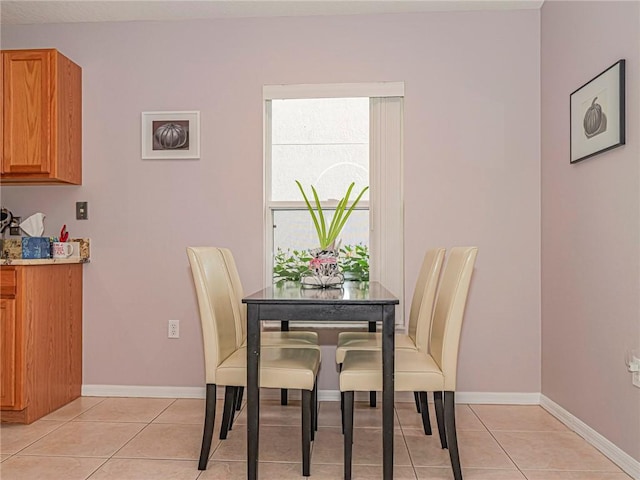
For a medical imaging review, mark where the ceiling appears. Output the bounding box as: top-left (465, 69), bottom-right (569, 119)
top-left (1, 0), bottom-right (544, 26)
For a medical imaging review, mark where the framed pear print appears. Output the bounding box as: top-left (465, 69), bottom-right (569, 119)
top-left (570, 60), bottom-right (625, 164)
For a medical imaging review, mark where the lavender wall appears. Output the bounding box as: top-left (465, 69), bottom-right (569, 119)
top-left (1, 10), bottom-right (541, 393)
top-left (541, 1), bottom-right (640, 461)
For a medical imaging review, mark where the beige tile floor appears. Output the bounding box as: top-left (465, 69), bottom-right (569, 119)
top-left (0, 396), bottom-right (632, 480)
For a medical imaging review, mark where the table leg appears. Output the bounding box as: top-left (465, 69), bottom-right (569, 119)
top-left (247, 304), bottom-right (260, 480)
top-left (382, 304), bottom-right (395, 480)
top-left (369, 320), bottom-right (377, 407)
top-left (281, 321), bottom-right (289, 405)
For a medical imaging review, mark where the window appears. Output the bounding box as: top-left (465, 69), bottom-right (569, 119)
top-left (269, 97), bottom-right (370, 285)
top-left (264, 83), bottom-right (405, 325)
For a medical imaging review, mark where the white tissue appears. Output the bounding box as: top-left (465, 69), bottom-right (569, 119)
top-left (20, 213), bottom-right (46, 237)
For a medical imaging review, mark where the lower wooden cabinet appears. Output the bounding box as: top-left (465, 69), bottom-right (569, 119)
top-left (0, 264), bottom-right (82, 423)
top-left (0, 297), bottom-right (20, 408)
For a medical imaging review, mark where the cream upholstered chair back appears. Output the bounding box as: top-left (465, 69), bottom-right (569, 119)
top-left (187, 247), bottom-right (241, 384)
top-left (429, 246), bottom-right (478, 391)
top-left (219, 247), bottom-right (247, 347)
top-left (407, 248), bottom-right (446, 352)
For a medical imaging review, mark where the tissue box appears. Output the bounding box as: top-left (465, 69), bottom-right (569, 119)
top-left (2, 239), bottom-right (22, 259)
top-left (22, 237), bottom-right (51, 259)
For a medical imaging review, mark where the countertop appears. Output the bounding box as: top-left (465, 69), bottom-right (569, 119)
top-left (1, 258), bottom-right (89, 266)
top-left (1, 238), bottom-right (90, 265)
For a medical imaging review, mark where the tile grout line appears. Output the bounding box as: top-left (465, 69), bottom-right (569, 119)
top-left (394, 406), bottom-right (421, 480)
top-left (467, 404), bottom-right (529, 479)
top-left (4, 397), bottom-right (106, 457)
top-left (82, 397), bottom-right (181, 478)
top-left (4, 419), bottom-right (69, 457)
top-left (80, 457), bottom-right (110, 480)
top-left (3, 397), bottom-right (113, 480)
top-left (82, 397), bottom-right (155, 480)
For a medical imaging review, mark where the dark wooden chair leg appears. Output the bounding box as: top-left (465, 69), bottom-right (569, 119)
top-left (341, 391), bottom-right (345, 434)
top-left (444, 391), bottom-right (463, 480)
top-left (434, 391), bottom-right (448, 449)
top-left (339, 364), bottom-right (345, 434)
top-left (229, 386), bottom-right (238, 430)
top-left (414, 391), bottom-right (422, 412)
top-left (302, 389), bottom-right (312, 476)
top-left (235, 386), bottom-right (244, 411)
top-left (419, 391), bottom-right (432, 435)
top-left (312, 381), bottom-right (318, 437)
top-left (198, 383), bottom-right (217, 470)
top-left (219, 385), bottom-right (236, 439)
top-left (343, 391), bottom-right (354, 480)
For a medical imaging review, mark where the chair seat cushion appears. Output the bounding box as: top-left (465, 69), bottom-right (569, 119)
top-left (262, 331), bottom-right (320, 349)
top-left (339, 349), bottom-right (444, 393)
top-left (217, 346), bottom-right (320, 391)
top-left (335, 332), bottom-right (418, 364)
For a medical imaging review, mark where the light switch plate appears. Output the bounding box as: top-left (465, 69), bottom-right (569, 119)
top-left (76, 202), bottom-right (88, 220)
top-left (9, 217), bottom-right (21, 236)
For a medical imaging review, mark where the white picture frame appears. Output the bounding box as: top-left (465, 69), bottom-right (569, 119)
top-left (141, 111), bottom-right (200, 159)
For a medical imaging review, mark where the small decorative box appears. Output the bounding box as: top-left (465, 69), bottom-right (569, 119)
top-left (22, 237), bottom-right (52, 259)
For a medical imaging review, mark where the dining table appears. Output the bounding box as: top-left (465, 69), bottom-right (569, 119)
top-left (242, 281), bottom-right (399, 480)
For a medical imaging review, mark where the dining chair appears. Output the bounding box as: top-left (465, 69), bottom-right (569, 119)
top-left (187, 247), bottom-right (320, 475)
top-left (218, 247), bottom-right (321, 414)
top-left (340, 246), bottom-right (478, 480)
top-left (335, 247), bottom-right (445, 421)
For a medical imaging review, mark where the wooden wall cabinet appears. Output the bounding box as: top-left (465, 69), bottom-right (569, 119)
top-left (1, 49), bottom-right (82, 185)
top-left (0, 264), bottom-right (82, 423)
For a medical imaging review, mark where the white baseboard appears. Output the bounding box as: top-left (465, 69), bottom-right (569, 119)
top-left (81, 385), bottom-right (539, 405)
top-left (456, 391), bottom-right (541, 404)
top-left (82, 385), bottom-right (206, 398)
top-left (81, 386), bottom-right (392, 402)
top-left (318, 391), bottom-right (541, 404)
top-left (541, 394), bottom-right (640, 480)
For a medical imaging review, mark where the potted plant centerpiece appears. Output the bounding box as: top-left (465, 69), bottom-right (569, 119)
top-left (295, 180), bottom-right (369, 288)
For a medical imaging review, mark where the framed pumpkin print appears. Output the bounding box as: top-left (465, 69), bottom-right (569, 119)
top-left (570, 60), bottom-right (625, 164)
top-left (142, 111), bottom-right (200, 159)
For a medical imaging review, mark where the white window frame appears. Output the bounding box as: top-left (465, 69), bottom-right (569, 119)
top-left (263, 82), bottom-right (405, 327)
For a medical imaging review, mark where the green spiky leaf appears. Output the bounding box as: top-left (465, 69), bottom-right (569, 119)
top-left (295, 181), bottom-right (368, 250)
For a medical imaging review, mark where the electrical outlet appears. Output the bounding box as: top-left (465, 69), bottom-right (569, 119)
top-left (631, 357), bottom-right (640, 388)
top-left (626, 350), bottom-right (640, 388)
top-left (168, 320), bottom-right (180, 339)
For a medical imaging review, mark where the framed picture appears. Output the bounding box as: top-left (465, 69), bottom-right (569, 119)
top-left (570, 60), bottom-right (625, 164)
top-left (141, 111), bottom-right (200, 159)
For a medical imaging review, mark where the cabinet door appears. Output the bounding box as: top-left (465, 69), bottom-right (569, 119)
top-left (2, 50), bottom-right (52, 175)
top-left (0, 298), bottom-right (20, 408)
top-left (1, 52), bottom-right (4, 174)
